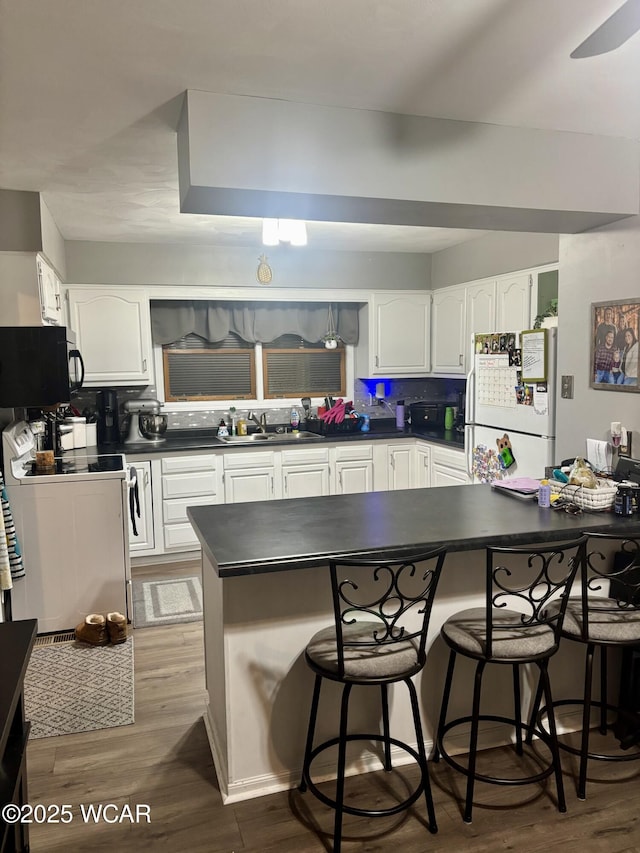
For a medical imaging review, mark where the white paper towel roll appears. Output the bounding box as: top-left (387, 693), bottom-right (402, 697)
top-left (586, 439), bottom-right (611, 473)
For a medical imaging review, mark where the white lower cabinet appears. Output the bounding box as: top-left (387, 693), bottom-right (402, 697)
top-left (223, 450), bottom-right (280, 503)
top-left (129, 439), bottom-right (469, 562)
top-left (388, 443), bottom-right (416, 490)
top-left (161, 454), bottom-right (224, 551)
top-left (281, 447), bottom-right (330, 499)
top-left (332, 444), bottom-right (374, 495)
top-left (430, 444), bottom-right (469, 487)
top-left (128, 460), bottom-right (155, 553)
top-left (415, 442), bottom-right (431, 488)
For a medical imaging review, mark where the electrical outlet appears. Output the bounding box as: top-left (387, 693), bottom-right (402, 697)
top-left (561, 375), bottom-right (574, 399)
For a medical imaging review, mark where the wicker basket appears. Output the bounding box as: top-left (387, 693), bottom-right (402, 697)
top-left (549, 478), bottom-right (617, 512)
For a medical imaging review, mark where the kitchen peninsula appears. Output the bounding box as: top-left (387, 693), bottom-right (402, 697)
top-left (188, 485), bottom-right (640, 804)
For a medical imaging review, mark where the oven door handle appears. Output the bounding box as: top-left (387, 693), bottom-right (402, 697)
top-left (127, 465), bottom-right (140, 536)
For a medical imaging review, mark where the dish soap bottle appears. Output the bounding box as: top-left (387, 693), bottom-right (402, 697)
top-left (217, 419), bottom-right (229, 437)
top-left (290, 407), bottom-right (300, 432)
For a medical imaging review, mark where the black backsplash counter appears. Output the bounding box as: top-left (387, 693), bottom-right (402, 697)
top-left (101, 417), bottom-right (465, 456)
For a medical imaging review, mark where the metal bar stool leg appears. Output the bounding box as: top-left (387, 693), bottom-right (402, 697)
top-left (434, 648), bottom-right (457, 763)
top-left (405, 677), bottom-right (438, 833)
top-left (381, 684), bottom-right (392, 772)
top-left (512, 663), bottom-right (523, 756)
top-left (526, 670), bottom-right (545, 746)
top-left (599, 646), bottom-right (608, 735)
top-left (464, 659), bottom-right (486, 824)
top-left (539, 660), bottom-right (566, 813)
top-left (578, 644), bottom-right (596, 801)
top-left (299, 674), bottom-right (323, 793)
top-left (333, 682), bottom-right (353, 853)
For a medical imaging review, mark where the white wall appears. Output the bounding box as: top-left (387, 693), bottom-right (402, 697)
top-left (65, 241), bottom-right (432, 290)
top-left (0, 253), bottom-right (41, 325)
top-left (556, 216), bottom-right (640, 461)
top-left (431, 232), bottom-right (559, 289)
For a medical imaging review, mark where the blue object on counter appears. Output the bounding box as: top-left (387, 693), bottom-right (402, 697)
top-left (552, 469), bottom-right (569, 483)
top-left (360, 414), bottom-right (370, 432)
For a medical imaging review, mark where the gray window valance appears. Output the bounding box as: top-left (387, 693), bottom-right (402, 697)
top-left (150, 300), bottom-right (359, 346)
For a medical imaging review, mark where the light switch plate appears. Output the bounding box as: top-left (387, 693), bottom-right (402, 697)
top-left (561, 375), bottom-right (574, 399)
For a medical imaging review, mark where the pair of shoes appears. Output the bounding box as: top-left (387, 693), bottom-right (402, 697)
top-left (75, 612), bottom-right (127, 646)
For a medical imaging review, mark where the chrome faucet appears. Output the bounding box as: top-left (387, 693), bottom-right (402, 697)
top-left (248, 411), bottom-right (267, 433)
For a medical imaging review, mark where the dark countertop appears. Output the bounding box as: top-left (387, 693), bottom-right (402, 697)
top-left (187, 486), bottom-right (640, 578)
top-left (108, 421), bottom-right (465, 456)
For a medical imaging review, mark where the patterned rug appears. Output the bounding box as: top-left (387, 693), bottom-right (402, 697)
top-left (24, 637), bottom-right (134, 739)
top-left (132, 575), bottom-right (203, 628)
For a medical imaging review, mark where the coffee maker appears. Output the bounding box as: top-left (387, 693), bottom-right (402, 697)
top-left (96, 389), bottom-right (119, 445)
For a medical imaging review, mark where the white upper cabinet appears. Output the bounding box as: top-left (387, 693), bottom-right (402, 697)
top-left (495, 273), bottom-right (534, 332)
top-left (431, 268), bottom-right (546, 375)
top-left (466, 280), bottom-right (497, 337)
top-left (431, 286), bottom-right (467, 374)
top-left (36, 255), bottom-right (62, 325)
top-left (356, 292), bottom-right (431, 376)
top-left (66, 287), bottom-right (153, 385)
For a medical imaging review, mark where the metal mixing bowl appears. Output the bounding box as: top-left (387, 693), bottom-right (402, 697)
top-left (139, 413), bottom-right (168, 440)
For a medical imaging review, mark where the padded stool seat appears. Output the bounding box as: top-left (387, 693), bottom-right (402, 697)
top-left (442, 607), bottom-right (557, 659)
top-left (298, 547), bottom-right (447, 853)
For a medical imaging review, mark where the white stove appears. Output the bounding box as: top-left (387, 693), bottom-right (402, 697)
top-left (3, 420), bottom-right (126, 485)
top-left (2, 421), bottom-right (131, 632)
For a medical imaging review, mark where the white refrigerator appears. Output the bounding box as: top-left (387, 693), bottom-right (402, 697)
top-left (465, 328), bottom-right (557, 482)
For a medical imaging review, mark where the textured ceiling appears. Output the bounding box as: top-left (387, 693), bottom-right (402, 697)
top-left (1, 0), bottom-right (638, 253)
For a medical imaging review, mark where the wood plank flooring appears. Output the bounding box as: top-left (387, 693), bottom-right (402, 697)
top-left (25, 564), bottom-right (640, 851)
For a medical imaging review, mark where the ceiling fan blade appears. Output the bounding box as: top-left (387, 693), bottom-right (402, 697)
top-left (571, 0), bottom-right (640, 57)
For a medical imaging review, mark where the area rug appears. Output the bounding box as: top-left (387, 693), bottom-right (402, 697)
top-left (132, 575), bottom-right (203, 628)
top-left (24, 637), bottom-right (134, 739)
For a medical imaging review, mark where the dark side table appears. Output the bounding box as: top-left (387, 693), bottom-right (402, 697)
top-left (0, 619), bottom-right (37, 853)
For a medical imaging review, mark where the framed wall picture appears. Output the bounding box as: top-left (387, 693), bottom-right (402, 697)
top-left (590, 299), bottom-right (639, 392)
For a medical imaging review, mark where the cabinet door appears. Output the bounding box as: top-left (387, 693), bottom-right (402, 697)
top-left (67, 287), bottom-right (152, 385)
top-left (431, 287), bottom-right (466, 374)
top-left (224, 468), bottom-right (278, 503)
top-left (388, 444), bottom-right (415, 490)
top-left (415, 443), bottom-right (431, 488)
top-left (496, 274), bottom-right (533, 331)
top-left (128, 460), bottom-right (155, 552)
top-left (372, 293), bottom-right (431, 375)
top-left (431, 462), bottom-right (470, 487)
top-left (282, 463), bottom-right (330, 498)
top-left (466, 280), bottom-right (497, 339)
top-left (37, 256), bottom-right (62, 325)
top-left (335, 460), bottom-right (374, 494)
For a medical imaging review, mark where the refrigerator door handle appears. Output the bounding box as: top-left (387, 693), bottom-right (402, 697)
top-left (465, 424), bottom-right (474, 480)
top-left (465, 362), bottom-right (475, 426)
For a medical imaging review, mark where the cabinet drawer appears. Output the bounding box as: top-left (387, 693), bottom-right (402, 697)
top-left (162, 471), bottom-right (219, 499)
top-left (162, 494), bottom-right (218, 524)
top-left (431, 445), bottom-right (466, 472)
top-left (161, 454), bottom-right (219, 474)
top-left (280, 446), bottom-right (329, 466)
top-left (223, 450), bottom-right (276, 470)
top-left (163, 523), bottom-right (200, 551)
top-left (333, 444), bottom-right (373, 462)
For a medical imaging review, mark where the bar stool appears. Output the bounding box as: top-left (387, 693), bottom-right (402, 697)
top-left (434, 536), bottom-right (587, 823)
top-left (298, 546), bottom-right (447, 853)
top-left (529, 532), bottom-right (640, 800)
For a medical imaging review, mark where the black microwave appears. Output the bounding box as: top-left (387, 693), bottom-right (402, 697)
top-left (0, 326), bottom-right (84, 407)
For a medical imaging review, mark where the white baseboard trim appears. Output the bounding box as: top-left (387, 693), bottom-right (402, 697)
top-left (204, 708), bottom-right (588, 805)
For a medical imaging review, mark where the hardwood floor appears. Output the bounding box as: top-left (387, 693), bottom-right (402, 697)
top-left (26, 583), bottom-right (640, 852)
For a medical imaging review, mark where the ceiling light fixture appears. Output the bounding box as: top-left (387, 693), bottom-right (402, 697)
top-left (262, 218), bottom-right (307, 247)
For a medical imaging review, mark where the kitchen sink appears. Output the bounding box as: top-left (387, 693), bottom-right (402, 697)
top-left (219, 431), bottom-right (323, 444)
